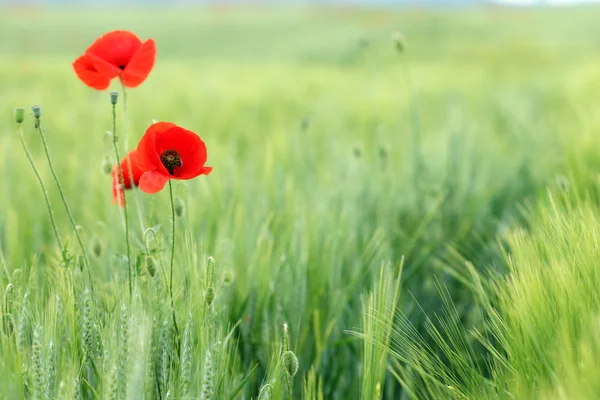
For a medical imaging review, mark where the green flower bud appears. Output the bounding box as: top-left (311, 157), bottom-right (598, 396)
top-left (392, 31), bottom-right (406, 54)
top-left (222, 270), bottom-right (234, 287)
top-left (145, 255), bottom-right (157, 277)
top-left (101, 156), bottom-right (113, 175)
top-left (282, 351), bottom-right (298, 377)
top-left (14, 108), bottom-right (25, 124)
top-left (110, 92), bottom-right (119, 105)
top-left (174, 197), bottom-right (185, 217)
top-left (205, 286), bottom-right (215, 306)
top-left (90, 236), bottom-right (103, 258)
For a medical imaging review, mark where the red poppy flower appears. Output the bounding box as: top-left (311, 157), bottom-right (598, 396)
top-left (73, 30), bottom-right (156, 90)
top-left (136, 122), bottom-right (212, 194)
top-left (112, 150), bottom-right (143, 207)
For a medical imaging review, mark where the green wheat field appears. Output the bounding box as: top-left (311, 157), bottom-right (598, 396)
top-left (2, 5), bottom-right (600, 399)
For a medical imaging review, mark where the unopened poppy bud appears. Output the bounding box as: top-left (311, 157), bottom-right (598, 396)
top-left (174, 197), bottom-right (185, 217)
top-left (90, 236), bottom-right (103, 258)
top-left (392, 31), bottom-right (406, 54)
top-left (205, 286), bottom-right (215, 306)
top-left (110, 92), bottom-right (119, 105)
top-left (101, 156), bottom-right (113, 175)
top-left (77, 254), bottom-right (84, 270)
top-left (31, 105), bottom-right (41, 119)
top-left (282, 351), bottom-right (298, 377)
top-left (14, 108), bottom-right (25, 124)
top-left (145, 255), bottom-right (157, 277)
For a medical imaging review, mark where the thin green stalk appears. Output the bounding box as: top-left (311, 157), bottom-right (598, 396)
top-left (284, 373), bottom-right (293, 400)
top-left (35, 119), bottom-right (92, 287)
top-left (120, 82), bottom-right (147, 233)
top-left (17, 125), bottom-right (66, 265)
top-left (168, 181), bottom-right (181, 345)
top-left (169, 181), bottom-right (175, 300)
top-left (112, 102), bottom-right (133, 298)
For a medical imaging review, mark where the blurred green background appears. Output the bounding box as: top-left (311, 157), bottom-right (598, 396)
top-left (1, 4), bottom-right (600, 399)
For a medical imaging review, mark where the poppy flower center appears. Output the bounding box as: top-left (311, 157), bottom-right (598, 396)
top-left (160, 149), bottom-right (183, 175)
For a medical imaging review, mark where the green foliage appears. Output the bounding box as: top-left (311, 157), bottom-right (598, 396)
top-left (0, 5), bottom-right (599, 399)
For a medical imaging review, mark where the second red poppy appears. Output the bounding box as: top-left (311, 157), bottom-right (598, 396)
top-left (73, 30), bottom-right (156, 90)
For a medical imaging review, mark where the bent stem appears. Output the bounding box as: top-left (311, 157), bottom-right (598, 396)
top-left (35, 120), bottom-right (92, 289)
top-left (112, 102), bottom-right (133, 298)
top-left (18, 125), bottom-right (66, 265)
top-left (168, 181), bottom-right (181, 347)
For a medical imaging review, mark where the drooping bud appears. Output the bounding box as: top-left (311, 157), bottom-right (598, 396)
top-left (110, 92), bottom-right (119, 105)
top-left (282, 351), bottom-right (298, 377)
top-left (14, 108), bottom-right (25, 124)
top-left (145, 255), bottom-right (157, 277)
top-left (392, 31), bottom-right (406, 54)
top-left (101, 156), bottom-right (113, 175)
top-left (174, 197), bottom-right (185, 217)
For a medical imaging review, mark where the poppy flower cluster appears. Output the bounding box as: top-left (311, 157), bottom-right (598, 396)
top-left (112, 123), bottom-right (212, 205)
top-left (75, 30), bottom-right (212, 206)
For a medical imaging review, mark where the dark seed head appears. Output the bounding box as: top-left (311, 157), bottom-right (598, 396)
top-left (160, 149), bottom-right (183, 175)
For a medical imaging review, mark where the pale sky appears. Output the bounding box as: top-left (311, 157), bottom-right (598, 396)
top-left (498, 0), bottom-right (600, 4)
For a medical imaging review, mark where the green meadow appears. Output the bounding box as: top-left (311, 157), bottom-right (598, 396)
top-left (1, 5), bottom-right (600, 399)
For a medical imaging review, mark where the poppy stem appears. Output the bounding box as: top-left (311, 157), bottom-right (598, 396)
top-left (17, 125), bottom-right (67, 266)
top-left (112, 102), bottom-right (133, 298)
top-left (35, 119), bottom-right (93, 292)
top-left (120, 82), bottom-right (147, 234)
top-left (168, 180), bottom-right (181, 349)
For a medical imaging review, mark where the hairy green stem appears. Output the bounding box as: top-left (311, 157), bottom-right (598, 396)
top-left (35, 120), bottom-right (92, 289)
top-left (112, 103), bottom-right (133, 298)
top-left (168, 181), bottom-right (181, 345)
top-left (18, 125), bottom-right (66, 265)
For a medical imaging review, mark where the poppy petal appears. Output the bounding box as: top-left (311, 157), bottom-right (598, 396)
top-left (137, 122), bottom-right (177, 173)
top-left (87, 52), bottom-right (121, 80)
top-left (154, 127), bottom-right (207, 179)
top-left (73, 54), bottom-right (112, 90)
top-left (87, 30), bottom-right (142, 69)
top-left (121, 39), bottom-right (156, 88)
top-left (139, 170), bottom-right (170, 194)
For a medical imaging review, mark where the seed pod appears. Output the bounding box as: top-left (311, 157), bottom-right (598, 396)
top-left (282, 351), bottom-right (299, 377)
top-left (14, 108), bottom-right (25, 124)
top-left (32, 105), bottom-right (42, 119)
top-left (110, 92), bottom-right (119, 105)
